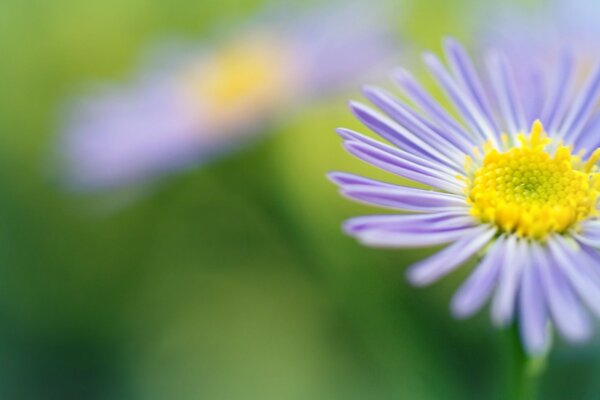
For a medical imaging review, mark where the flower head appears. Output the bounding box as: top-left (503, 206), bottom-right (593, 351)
top-left (59, 2), bottom-right (397, 190)
top-left (475, 0), bottom-right (600, 64)
top-left (330, 38), bottom-right (600, 354)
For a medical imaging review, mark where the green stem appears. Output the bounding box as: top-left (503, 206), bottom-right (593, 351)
top-left (506, 325), bottom-right (547, 400)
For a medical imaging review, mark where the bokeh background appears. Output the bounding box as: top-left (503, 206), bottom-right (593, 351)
top-left (1, 0), bottom-right (600, 399)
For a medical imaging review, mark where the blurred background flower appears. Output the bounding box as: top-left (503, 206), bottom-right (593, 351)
top-left (2, 0), bottom-right (600, 399)
top-left (58, 1), bottom-right (397, 190)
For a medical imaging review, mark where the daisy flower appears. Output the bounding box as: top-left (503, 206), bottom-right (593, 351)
top-left (329, 38), bottom-right (600, 355)
top-left (475, 0), bottom-right (600, 64)
top-left (58, 2), bottom-right (396, 190)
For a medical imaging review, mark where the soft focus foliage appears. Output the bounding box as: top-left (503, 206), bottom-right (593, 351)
top-left (1, 0), bottom-right (600, 399)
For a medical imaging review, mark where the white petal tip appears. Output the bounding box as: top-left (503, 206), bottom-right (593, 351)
top-left (449, 300), bottom-right (477, 320)
top-left (406, 268), bottom-right (433, 287)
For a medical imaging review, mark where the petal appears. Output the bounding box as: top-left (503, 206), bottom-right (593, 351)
top-left (337, 128), bottom-right (462, 177)
top-left (344, 212), bottom-right (475, 234)
top-left (391, 67), bottom-right (476, 146)
top-left (519, 246), bottom-right (550, 355)
top-left (560, 61), bottom-right (600, 144)
top-left (577, 243), bottom-right (600, 282)
top-left (406, 225), bottom-right (496, 286)
top-left (485, 51), bottom-right (527, 141)
top-left (327, 171), bottom-right (397, 188)
top-left (549, 236), bottom-right (600, 318)
top-left (535, 241), bottom-right (592, 343)
top-left (362, 85), bottom-right (471, 164)
top-left (423, 52), bottom-right (499, 147)
top-left (355, 225), bottom-right (480, 248)
top-left (541, 51), bottom-right (576, 134)
top-left (450, 236), bottom-right (506, 319)
top-left (349, 101), bottom-right (456, 166)
top-left (490, 236), bottom-right (524, 327)
top-left (343, 140), bottom-right (465, 193)
top-left (443, 38), bottom-right (500, 140)
top-left (328, 174), bottom-right (469, 212)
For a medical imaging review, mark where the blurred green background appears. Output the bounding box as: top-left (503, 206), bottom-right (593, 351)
top-left (1, 0), bottom-right (600, 399)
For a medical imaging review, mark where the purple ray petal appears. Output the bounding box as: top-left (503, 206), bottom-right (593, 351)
top-left (344, 212), bottom-right (475, 234)
top-left (406, 225), bottom-right (496, 286)
top-left (560, 60), bottom-right (600, 144)
top-left (443, 38), bottom-right (500, 139)
top-left (362, 86), bottom-right (472, 163)
top-left (549, 236), bottom-right (600, 318)
top-left (490, 235), bottom-right (524, 327)
top-left (327, 171), bottom-right (397, 188)
top-left (521, 64), bottom-right (545, 127)
top-left (485, 51), bottom-right (527, 141)
top-left (336, 128), bottom-right (459, 174)
top-left (391, 68), bottom-right (478, 145)
top-left (577, 243), bottom-right (600, 282)
top-left (355, 224), bottom-right (483, 249)
top-left (573, 111), bottom-right (600, 156)
top-left (423, 52), bottom-right (499, 147)
top-left (350, 101), bottom-right (456, 166)
top-left (328, 173), bottom-right (469, 212)
top-left (343, 141), bottom-right (465, 193)
top-left (519, 246), bottom-right (550, 355)
top-left (541, 51), bottom-right (576, 134)
top-left (451, 236), bottom-right (506, 319)
top-left (534, 241), bottom-right (592, 343)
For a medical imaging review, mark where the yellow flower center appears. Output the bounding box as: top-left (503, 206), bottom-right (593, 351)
top-left (179, 33), bottom-right (300, 133)
top-left (467, 120), bottom-right (600, 239)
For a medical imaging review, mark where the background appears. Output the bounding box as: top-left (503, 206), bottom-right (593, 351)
top-left (1, 0), bottom-right (599, 399)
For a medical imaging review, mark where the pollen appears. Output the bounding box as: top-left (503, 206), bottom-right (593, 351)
top-left (467, 120), bottom-right (600, 239)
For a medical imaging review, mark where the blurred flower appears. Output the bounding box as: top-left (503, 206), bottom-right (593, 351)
top-left (58, 2), bottom-right (397, 190)
top-left (330, 38), bottom-right (600, 355)
top-left (475, 0), bottom-right (600, 62)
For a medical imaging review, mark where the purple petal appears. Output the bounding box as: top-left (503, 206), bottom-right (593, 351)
top-left (423, 52), bottom-right (499, 147)
top-left (406, 225), bottom-right (496, 286)
top-left (521, 64), bottom-right (545, 127)
top-left (356, 225), bottom-right (482, 249)
top-left (350, 101), bottom-right (455, 166)
top-left (343, 141), bottom-right (465, 193)
top-left (443, 38), bottom-right (500, 139)
top-left (549, 236), bottom-right (600, 318)
top-left (391, 68), bottom-right (477, 145)
top-left (485, 51), bottom-right (527, 141)
top-left (328, 172), bottom-right (468, 212)
top-left (574, 222), bottom-right (600, 248)
top-left (336, 128), bottom-right (458, 174)
top-left (519, 247), bottom-right (549, 355)
top-left (541, 51), bottom-right (576, 134)
top-left (62, 83), bottom-right (205, 189)
top-left (450, 236), bottom-right (506, 319)
top-left (362, 86), bottom-right (471, 164)
top-left (535, 241), bottom-right (592, 343)
top-left (340, 187), bottom-right (468, 212)
top-left (490, 236), bottom-right (523, 327)
top-left (560, 60), bottom-right (600, 144)
top-left (327, 171), bottom-right (397, 188)
top-left (344, 212), bottom-right (475, 234)
top-left (573, 111), bottom-right (600, 156)
top-left (577, 243), bottom-right (600, 282)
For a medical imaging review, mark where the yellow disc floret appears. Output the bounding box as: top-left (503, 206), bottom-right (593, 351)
top-left (467, 120), bottom-right (600, 239)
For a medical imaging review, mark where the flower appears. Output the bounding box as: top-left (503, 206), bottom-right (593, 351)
top-left (59, 2), bottom-right (397, 190)
top-left (474, 0), bottom-right (600, 63)
top-left (329, 38), bottom-right (600, 355)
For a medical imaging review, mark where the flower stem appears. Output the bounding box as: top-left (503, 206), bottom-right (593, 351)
top-left (507, 325), bottom-right (547, 400)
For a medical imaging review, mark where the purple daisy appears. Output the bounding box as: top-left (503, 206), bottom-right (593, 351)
top-left (58, 1), bottom-right (397, 190)
top-left (329, 38), bottom-right (600, 355)
top-left (474, 0), bottom-right (600, 67)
